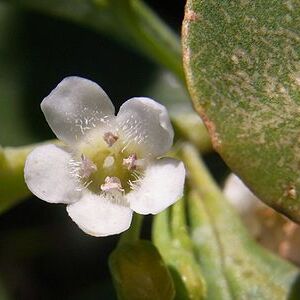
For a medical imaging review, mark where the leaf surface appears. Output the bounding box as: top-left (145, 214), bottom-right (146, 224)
top-left (182, 0), bottom-right (300, 221)
top-left (182, 144), bottom-right (300, 299)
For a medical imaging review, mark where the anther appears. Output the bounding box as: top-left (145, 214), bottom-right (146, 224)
top-left (103, 132), bottom-right (118, 147)
top-left (80, 154), bottom-right (97, 178)
top-left (101, 176), bottom-right (124, 192)
top-left (123, 153), bottom-right (138, 170)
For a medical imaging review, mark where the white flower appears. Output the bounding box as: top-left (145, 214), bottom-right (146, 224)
top-left (24, 77), bottom-right (185, 237)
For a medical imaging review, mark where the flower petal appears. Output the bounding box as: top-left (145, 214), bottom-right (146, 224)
top-left (128, 158), bottom-right (185, 214)
top-left (116, 97), bottom-right (174, 158)
top-left (24, 144), bottom-right (81, 204)
top-left (41, 76), bottom-right (115, 144)
top-left (66, 193), bottom-right (133, 237)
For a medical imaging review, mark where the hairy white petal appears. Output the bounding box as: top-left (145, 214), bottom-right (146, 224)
top-left (116, 97), bottom-right (174, 158)
top-left (128, 158), bottom-right (185, 214)
top-left (66, 193), bottom-right (132, 237)
top-left (41, 76), bottom-right (115, 144)
top-left (24, 144), bottom-right (81, 204)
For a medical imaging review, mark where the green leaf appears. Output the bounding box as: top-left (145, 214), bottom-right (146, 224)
top-left (109, 240), bottom-right (175, 300)
top-left (4, 0), bottom-right (183, 80)
top-left (182, 0), bottom-right (300, 222)
top-left (182, 144), bottom-right (300, 299)
top-left (153, 200), bottom-right (206, 300)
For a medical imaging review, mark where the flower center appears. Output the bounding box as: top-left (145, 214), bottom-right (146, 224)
top-left (70, 130), bottom-right (144, 194)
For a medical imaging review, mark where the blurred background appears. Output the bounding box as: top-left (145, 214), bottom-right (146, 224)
top-left (0, 1), bottom-right (186, 299)
top-left (0, 1), bottom-right (230, 298)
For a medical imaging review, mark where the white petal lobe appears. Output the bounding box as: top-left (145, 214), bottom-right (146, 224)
top-left (24, 144), bottom-right (81, 204)
top-left (116, 97), bottom-right (174, 158)
top-left (128, 158), bottom-right (185, 215)
top-left (66, 193), bottom-right (133, 237)
top-left (41, 76), bottom-right (115, 144)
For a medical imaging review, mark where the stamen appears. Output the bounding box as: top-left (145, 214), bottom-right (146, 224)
top-left (103, 156), bottom-right (115, 168)
top-left (103, 132), bottom-right (118, 147)
top-left (80, 154), bottom-right (97, 178)
top-left (101, 176), bottom-right (124, 192)
top-left (123, 153), bottom-right (138, 170)
top-left (123, 154), bottom-right (144, 170)
top-left (128, 172), bottom-right (142, 190)
top-left (128, 179), bottom-right (139, 190)
top-left (82, 180), bottom-right (93, 189)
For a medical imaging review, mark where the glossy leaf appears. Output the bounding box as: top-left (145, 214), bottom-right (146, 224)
top-left (182, 0), bottom-right (300, 222)
top-left (182, 144), bottom-right (300, 299)
top-left (109, 240), bottom-right (175, 300)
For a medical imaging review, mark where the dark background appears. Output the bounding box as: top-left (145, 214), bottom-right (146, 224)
top-left (0, 1), bottom-right (226, 299)
top-left (0, 1), bottom-right (184, 299)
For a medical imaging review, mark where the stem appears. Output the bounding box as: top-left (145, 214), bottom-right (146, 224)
top-left (172, 116), bottom-right (212, 154)
top-left (115, 0), bottom-right (184, 81)
top-left (181, 143), bottom-right (222, 199)
top-left (170, 197), bottom-right (193, 251)
top-left (171, 197), bottom-right (186, 234)
top-left (181, 144), bottom-right (239, 299)
top-left (0, 144), bottom-right (34, 213)
top-left (118, 213), bottom-right (143, 245)
top-left (152, 209), bottom-right (172, 248)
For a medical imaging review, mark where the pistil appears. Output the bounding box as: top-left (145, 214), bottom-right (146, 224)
top-left (103, 155), bottom-right (115, 168)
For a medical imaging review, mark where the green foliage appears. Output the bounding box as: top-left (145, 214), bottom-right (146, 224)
top-left (182, 0), bottom-right (300, 222)
top-left (109, 240), bottom-right (175, 300)
top-left (182, 144), bottom-right (300, 299)
top-left (153, 199), bottom-right (206, 300)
